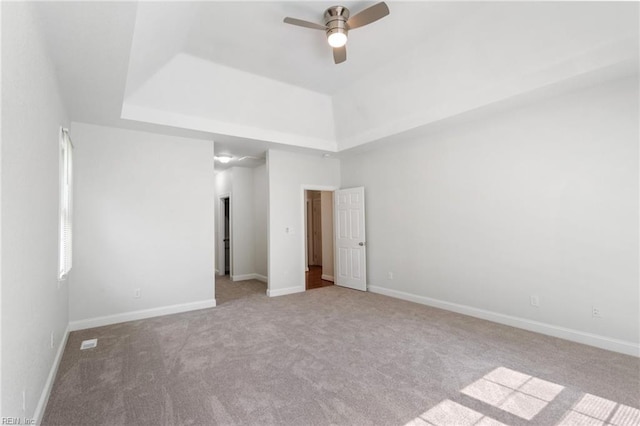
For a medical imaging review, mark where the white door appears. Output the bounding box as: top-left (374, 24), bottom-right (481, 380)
top-left (334, 187), bottom-right (367, 291)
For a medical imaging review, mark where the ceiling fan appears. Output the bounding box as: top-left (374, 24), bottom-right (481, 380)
top-left (283, 2), bottom-right (390, 64)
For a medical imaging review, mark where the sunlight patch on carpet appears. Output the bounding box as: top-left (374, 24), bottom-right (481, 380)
top-left (558, 393), bottom-right (640, 426)
top-left (404, 366), bottom-right (639, 425)
top-left (461, 367), bottom-right (564, 420)
top-left (407, 399), bottom-right (506, 426)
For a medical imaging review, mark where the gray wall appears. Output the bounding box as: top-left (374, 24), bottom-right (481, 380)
top-left (267, 150), bottom-right (340, 295)
top-left (1, 2), bottom-right (70, 419)
top-left (69, 122), bottom-right (215, 322)
top-left (253, 165), bottom-right (268, 278)
top-left (229, 167), bottom-right (255, 279)
top-left (214, 166), bottom-right (267, 280)
top-left (341, 77), bottom-right (639, 348)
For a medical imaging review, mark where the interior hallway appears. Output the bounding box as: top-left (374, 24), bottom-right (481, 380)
top-left (215, 275), bottom-right (267, 305)
top-left (306, 265), bottom-right (334, 290)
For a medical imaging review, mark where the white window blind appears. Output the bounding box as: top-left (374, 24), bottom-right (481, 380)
top-left (59, 128), bottom-right (73, 280)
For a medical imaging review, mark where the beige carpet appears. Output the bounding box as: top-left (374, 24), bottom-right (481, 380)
top-left (43, 279), bottom-right (639, 425)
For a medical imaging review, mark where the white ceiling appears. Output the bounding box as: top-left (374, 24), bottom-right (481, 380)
top-left (33, 1), bottom-right (639, 166)
top-left (34, 1), bottom-right (137, 128)
top-left (182, 1), bottom-right (477, 94)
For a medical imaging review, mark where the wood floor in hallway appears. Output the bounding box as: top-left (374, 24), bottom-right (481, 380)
top-left (306, 265), bottom-right (334, 290)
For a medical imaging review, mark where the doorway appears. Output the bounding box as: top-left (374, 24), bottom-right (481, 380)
top-left (223, 197), bottom-right (230, 274)
top-left (304, 190), bottom-right (335, 290)
top-left (218, 195), bottom-right (231, 277)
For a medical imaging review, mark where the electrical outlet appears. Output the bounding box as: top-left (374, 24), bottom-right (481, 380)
top-left (592, 306), bottom-right (602, 318)
top-left (530, 295), bottom-right (540, 307)
top-left (134, 288), bottom-right (141, 298)
top-left (388, 272), bottom-right (394, 280)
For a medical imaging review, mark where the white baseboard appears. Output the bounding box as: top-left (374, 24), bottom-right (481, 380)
top-left (267, 286), bottom-right (305, 297)
top-left (34, 324), bottom-right (70, 424)
top-left (368, 285), bottom-right (639, 357)
top-left (231, 274), bottom-right (252, 281)
top-left (321, 274), bottom-right (334, 282)
top-left (68, 299), bottom-right (217, 331)
top-left (232, 273), bottom-right (268, 283)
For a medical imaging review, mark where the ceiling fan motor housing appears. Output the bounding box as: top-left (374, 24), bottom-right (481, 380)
top-left (324, 6), bottom-right (350, 40)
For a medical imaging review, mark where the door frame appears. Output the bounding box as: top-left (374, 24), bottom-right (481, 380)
top-left (217, 194), bottom-right (232, 277)
top-left (300, 185), bottom-right (338, 290)
top-left (305, 198), bottom-right (310, 272)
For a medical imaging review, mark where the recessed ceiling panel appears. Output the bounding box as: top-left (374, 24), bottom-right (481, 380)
top-left (182, 1), bottom-right (469, 94)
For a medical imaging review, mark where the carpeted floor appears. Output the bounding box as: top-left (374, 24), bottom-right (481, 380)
top-left (216, 275), bottom-right (267, 305)
top-left (43, 280), bottom-right (639, 426)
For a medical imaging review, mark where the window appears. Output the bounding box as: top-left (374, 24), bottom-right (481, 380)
top-left (59, 128), bottom-right (73, 280)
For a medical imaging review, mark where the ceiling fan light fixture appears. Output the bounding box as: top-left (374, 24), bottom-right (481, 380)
top-left (215, 155), bottom-right (233, 164)
top-left (327, 31), bottom-right (347, 48)
top-left (283, 2), bottom-right (389, 64)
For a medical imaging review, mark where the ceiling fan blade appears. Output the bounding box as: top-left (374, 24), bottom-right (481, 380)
top-left (333, 46), bottom-right (347, 64)
top-left (283, 17), bottom-right (326, 30)
top-left (347, 2), bottom-right (390, 30)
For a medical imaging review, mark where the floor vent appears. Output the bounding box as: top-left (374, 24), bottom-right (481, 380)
top-left (80, 339), bottom-right (98, 350)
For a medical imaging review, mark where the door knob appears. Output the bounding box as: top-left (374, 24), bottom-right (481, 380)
top-left (359, 242), bottom-right (365, 246)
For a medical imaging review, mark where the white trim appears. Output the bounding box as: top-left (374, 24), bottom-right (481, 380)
top-left (58, 128), bottom-right (73, 281)
top-left (367, 285), bottom-right (639, 357)
top-left (35, 325), bottom-right (70, 424)
top-left (232, 273), bottom-right (268, 282)
top-left (68, 299), bottom-right (217, 331)
top-left (121, 103), bottom-right (338, 153)
top-left (231, 274), bottom-right (253, 281)
top-left (267, 286), bottom-right (305, 297)
top-left (321, 274), bottom-right (334, 282)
